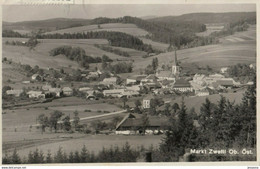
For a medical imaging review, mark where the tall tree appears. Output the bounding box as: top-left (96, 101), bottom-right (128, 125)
top-left (49, 110), bottom-right (63, 133)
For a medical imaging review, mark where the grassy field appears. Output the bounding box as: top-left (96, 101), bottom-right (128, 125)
top-left (2, 97), bottom-right (121, 130)
top-left (140, 38), bottom-right (169, 51)
top-left (2, 62), bottom-right (29, 84)
top-left (170, 91), bottom-right (245, 114)
top-left (134, 25), bottom-right (256, 71)
top-left (2, 38), bottom-right (127, 69)
top-left (8, 134), bottom-right (162, 158)
top-left (45, 23), bottom-right (149, 37)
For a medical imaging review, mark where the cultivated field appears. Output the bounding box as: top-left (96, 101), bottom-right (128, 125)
top-left (2, 38), bottom-right (130, 69)
top-left (134, 25), bottom-right (256, 71)
top-left (140, 38), bottom-right (169, 51)
top-left (2, 97), bottom-right (121, 131)
top-left (45, 23), bottom-right (149, 37)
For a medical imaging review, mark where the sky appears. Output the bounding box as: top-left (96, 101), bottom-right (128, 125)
top-left (2, 4), bottom-right (256, 22)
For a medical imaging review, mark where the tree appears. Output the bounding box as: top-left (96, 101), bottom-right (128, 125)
top-left (73, 111), bottom-right (80, 131)
top-left (141, 113), bottom-right (150, 135)
top-left (49, 110), bottom-right (63, 132)
top-left (172, 103), bottom-right (180, 114)
top-left (80, 145), bottom-right (89, 162)
top-left (11, 148), bottom-right (21, 164)
top-left (38, 114), bottom-right (49, 134)
top-left (152, 57), bottom-right (159, 71)
top-left (62, 115), bottom-right (71, 132)
top-left (46, 150), bottom-right (53, 163)
top-left (134, 99), bottom-right (142, 114)
top-left (121, 96), bottom-right (128, 109)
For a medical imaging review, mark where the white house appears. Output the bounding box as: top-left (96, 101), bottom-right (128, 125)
top-left (27, 91), bottom-right (45, 98)
top-left (126, 78), bottom-right (137, 85)
top-left (220, 67), bottom-right (228, 74)
top-left (6, 89), bottom-right (24, 97)
top-left (103, 89), bottom-right (124, 97)
top-left (142, 95), bottom-right (154, 109)
top-left (49, 88), bottom-right (62, 97)
top-left (102, 77), bottom-right (118, 86)
top-left (31, 74), bottom-right (42, 81)
top-left (63, 87), bottom-right (73, 96)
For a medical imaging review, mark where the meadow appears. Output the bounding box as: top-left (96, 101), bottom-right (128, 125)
top-left (7, 134), bottom-right (162, 158)
top-left (134, 25), bottom-right (256, 72)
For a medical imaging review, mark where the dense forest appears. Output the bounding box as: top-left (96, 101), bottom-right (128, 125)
top-left (49, 46), bottom-right (104, 68)
top-left (91, 16), bottom-right (207, 48)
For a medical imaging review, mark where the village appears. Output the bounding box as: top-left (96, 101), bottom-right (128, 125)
top-left (3, 50), bottom-right (255, 136)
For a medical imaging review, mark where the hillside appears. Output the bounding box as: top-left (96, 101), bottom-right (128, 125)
top-left (133, 24), bottom-right (256, 72)
top-left (3, 18), bottom-right (91, 32)
top-left (44, 23), bottom-right (149, 37)
top-left (149, 12), bottom-right (256, 24)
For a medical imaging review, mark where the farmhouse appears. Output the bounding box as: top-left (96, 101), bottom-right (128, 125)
top-left (156, 70), bottom-right (175, 81)
top-left (212, 80), bottom-right (234, 89)
top-left (79, 87), bottom-right (92, 92)
top-left (115, 113), bottom-right (170, 135)
top-left (103, 89), bottom-right (124, 97)
top-left (126, 78), bottom-right (137, 85)
top-left (6, 89), bottom-right (24, 97)
top-left (27, 91), bottom-right (45, 98)
top-left (31, 74), bottom-right (42, 81)
top-left (172, 79), bottom-right (193, 92)
top-left (101, 77), bottom-right (118, 86)
top-left (63, 87), bottom-right (73, 96)
top-left (195, 87), bottom-right (213, 96)
top-left (142, 95), bottom-right (154, 109)
top-left (42, 84), bottom-right (52, 91)
top-left (220, 67), bottom-right (228, 74)
top-left (49, 88), bottom-right (62, 97)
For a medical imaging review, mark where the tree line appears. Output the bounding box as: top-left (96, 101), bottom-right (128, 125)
top-left (3, 142), bottom-right (140, 164)
top-left (37, 31), bottom-right (155, 53)
top-left (49, 46), bottom-right (108, 68)
top-left (94, 44), bottom-right (130, 57)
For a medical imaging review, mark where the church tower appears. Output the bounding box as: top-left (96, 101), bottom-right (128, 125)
top-left (172, 49), bottom-right (180, 76)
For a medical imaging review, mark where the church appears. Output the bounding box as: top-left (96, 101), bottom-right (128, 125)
top-left (156, 49), bottom-right (180, 81)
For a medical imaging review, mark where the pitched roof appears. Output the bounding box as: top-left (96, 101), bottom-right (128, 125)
top-left (216, 80), bottom-right (234, 86)
top-left (173, 79), bottom-right (191, 88)
top-left (143, 94), bottom-right (154, 100)
top-left (63, 87), bottom-right (73, 92)
top-left (156, 71), bottom-right (172, 78)
top-left (116, 113), bottom-right (170, 130)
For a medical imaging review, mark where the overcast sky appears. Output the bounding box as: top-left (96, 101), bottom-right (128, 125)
top-left (3, 4), bottom-right (256, 22)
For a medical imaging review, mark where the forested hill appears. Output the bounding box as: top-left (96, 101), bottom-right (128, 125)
top-left (149, 12), bottom-right (256, 24)
top-left (3, 18), bottom-right (91, 32)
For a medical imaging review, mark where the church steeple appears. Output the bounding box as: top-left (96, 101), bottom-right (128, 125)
top-left (172, 48), bottom-right (180, 76)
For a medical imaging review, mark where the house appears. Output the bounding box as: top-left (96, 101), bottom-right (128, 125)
top-left (6, 89), bottom-right (23, 97)
top-left (103, 89), bottom-right (124, 97)
top-left (192, 74), bottom-right (206, 86)
top-left (126, 78), bottom-right (137, 85)
top-left (140, 74), bottom-right (158, 85)
top-left (172, 79), bottom-right (193, 92)
top-left (27, 91), bottom-right (45, 98)
top-left (31, 74), bottom-right (42, 81)
top-left (126, 85), bottom-right (141, 92)
top-left (42, 84), bottom-right (52, 91)
top-left (63, 87), bottom-right (73, 96)
top-left (220, 67), bottom-right (228, 74)
top-left (159, 79), bottom-right (175, 89)
top-left (195, 87), bottom-right (213, 96)
top-left (79, 87), bottom-right (92, 92)
top-left (49, 88), bottom-right (62, 97)
top-left (101, 77), bottom-right (118, 86)
top-left (249, 63), bottom-right (256, 69)
top-left (120, 90), bottom-right (140, 98)
top-left (142, 95), bottom-right (154, 109)
top-left (156, 70), bottom-right (175, 81)
top-left (212, 80), bottom-right (234, 89)
top-left (115, 113), bottom-right (170, 135)
top-left (129, 75), bottom-right (147, 84)
top-left (86, 71), bottom-right (100, 79)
